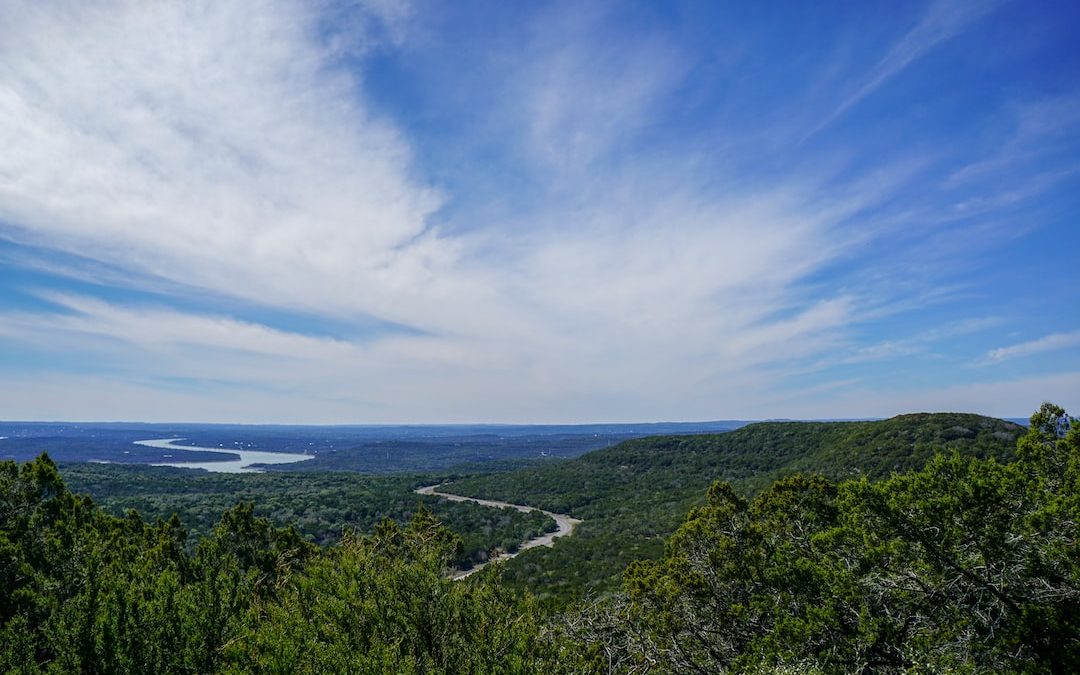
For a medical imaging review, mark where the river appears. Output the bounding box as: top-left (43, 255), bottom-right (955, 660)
top-left (135, 438), bottom-right (314, 473)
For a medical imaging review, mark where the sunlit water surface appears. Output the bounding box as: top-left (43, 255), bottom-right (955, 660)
top-left (135, 438), bottom-right (313, 473)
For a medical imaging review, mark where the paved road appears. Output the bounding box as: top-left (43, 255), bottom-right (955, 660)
top-left (415, 483), bottom-right (583, 580)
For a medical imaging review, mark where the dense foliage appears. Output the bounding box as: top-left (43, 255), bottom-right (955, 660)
top-left (0, 457), bottom-right (550, 673)
top-left (3, 407), bottom-right (1073, 674)
top-left (553, 403), bottom-right (1078, 673)
top-left (61, 464), bottom-right (554, 570)
top-left (452, 413), bottom-right (1022, 602)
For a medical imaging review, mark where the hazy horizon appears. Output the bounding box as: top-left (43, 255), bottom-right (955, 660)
top-left (0, 412), bottom-right (1034, 427)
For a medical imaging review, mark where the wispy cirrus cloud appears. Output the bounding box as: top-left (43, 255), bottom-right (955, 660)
top-left (982, 331), bottom-right (1080, 365)
top-left (509, 2), bottom-right (686, 173)
top-left (806, 0), bottom-right (1006, 139)
top-left (0, 0), bottom-right (896, 421)
top-left (0, 293), bottom-right (359, 362)
top-left (785, 370), bottom-right (1080, 420)
top-left (0, 0), bottom-right (1075, 422)
top-left (947, 94), bottom-right (1080, 192)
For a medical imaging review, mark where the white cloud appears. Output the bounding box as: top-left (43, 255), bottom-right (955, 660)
top-left (0, 0), bottom-right (458, 329)
top-left (807, 0), bottom-right (1005, 138)
top-left (983, 331), bottom-right (1080, 364)
top-left (508, 2), bottom-right (685, 173)
top-left (783, 371), bottom-right (1080, 420)
top-left (2, 293), bottom-right (358, 361)
top-left (0, 0), bottom-right (1024, 423)
top-left (793, 317), bottom-right (1003, 374)
top-left (0, 372), bottom-right (367, 424)
top-left (947, 94), bottom-right (1080, 188)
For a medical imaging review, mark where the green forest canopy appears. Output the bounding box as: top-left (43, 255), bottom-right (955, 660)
top-left (1, 405), bottom-right (1075, 673)
top-left (449, 412), bottom-right (1023, 602)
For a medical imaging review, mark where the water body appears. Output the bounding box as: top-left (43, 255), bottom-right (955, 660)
top-left (135, 438), bottom-right (313, 473)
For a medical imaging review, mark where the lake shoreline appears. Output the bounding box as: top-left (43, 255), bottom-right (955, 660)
top-left (135, 438), bottom-right (314, 473)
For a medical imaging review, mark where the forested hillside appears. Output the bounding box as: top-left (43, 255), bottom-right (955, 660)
top-left (3, 407), bottom-right (1074, 673)
top-left (551, 403), bottom-right (1078, 673)
top-left (61, 464), bottom-right (554, 571)
top-left (451, 413), bottom-right (1023, 602)
top-left (0, 455), bottom-right (550, 673)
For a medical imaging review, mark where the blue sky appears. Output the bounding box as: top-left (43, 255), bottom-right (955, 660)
top-left (0, 0), bottom-right (1078, 423)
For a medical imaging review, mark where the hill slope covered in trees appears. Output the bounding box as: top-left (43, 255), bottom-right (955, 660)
top-left (4, 407), bottom-right (1075, 673)
top-left (551, 403), bottom-right (1077, 673)
top-left (450, 413), bottom-right (1023, 601)
top-left (60, 464), bottom-right (554, 571)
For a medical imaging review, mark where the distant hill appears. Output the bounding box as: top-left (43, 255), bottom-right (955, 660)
top-left (449, 413), bottom-right (1023, 603)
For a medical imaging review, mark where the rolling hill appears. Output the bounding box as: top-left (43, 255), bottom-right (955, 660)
top-left (449, 413), bottom-right (1024, 602)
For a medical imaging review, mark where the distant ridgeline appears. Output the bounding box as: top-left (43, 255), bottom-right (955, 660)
top-left (3, 406), bottom-right (1077, 673)
top-left (448, 412), bottom-right (1024, 602)
top-left (0, 420), bottom-right (748, 471)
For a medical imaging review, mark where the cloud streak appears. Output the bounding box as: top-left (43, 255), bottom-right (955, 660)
top-left (0, 0), bottom-right (1073, 422)
top-left (806, 0), bottom-right (1005, 139)
top-left (983, 331), bottom-right (1080, 365)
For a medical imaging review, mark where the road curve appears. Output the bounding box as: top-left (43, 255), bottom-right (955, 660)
top-left (415, 483), bottom-right (582, 580)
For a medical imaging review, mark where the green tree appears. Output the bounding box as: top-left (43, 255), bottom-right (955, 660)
top-left (567, 405), bottom-right (1080, 673)
top-left (223, 509), bottom-right (551, 674)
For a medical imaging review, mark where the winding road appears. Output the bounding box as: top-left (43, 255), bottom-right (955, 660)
top-left (415, 484), bottom-right (582, 580)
